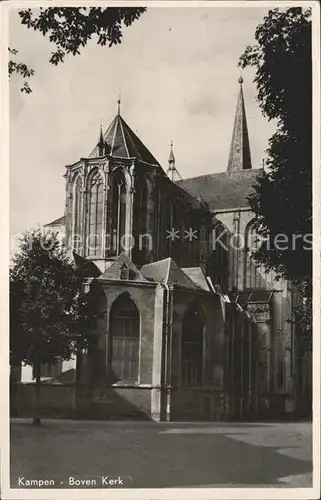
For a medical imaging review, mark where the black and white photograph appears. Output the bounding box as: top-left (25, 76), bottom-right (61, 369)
top-left (1, 0), bottom-right (320, 498)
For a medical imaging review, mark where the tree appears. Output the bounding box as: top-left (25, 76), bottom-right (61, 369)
top-left (10, 229), bottom-right (90, 425)
top-left (8, 47), bottom-right (34, 94)
top-left (239, 7), bottom-right (312, 339)
top-left (9, 7), bottom-right (146, 92)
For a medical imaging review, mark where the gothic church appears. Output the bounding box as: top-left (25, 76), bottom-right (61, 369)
top-left (43, 78), bottom-right (298, 421)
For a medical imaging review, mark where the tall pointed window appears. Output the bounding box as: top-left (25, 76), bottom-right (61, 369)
top-left (138, 179), bottom-right (147, 236)
top-left (110, 293), bottom-right (140, 382)
top-left (181, 303), bottom-right (205, 386)
top-left (88, 171), bottom-right (104, 257)
top-left (244, 221), bottom-right (265, 289)
top-left (132, 178), bottom-right (148, 263)
top-left (73, 175), bottom-right (82, 253)
top-left (109, 168), bottom-right (126, 256)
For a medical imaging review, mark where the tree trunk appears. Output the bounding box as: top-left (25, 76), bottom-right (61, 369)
top-left (33, 359), bottom-right (41, 425)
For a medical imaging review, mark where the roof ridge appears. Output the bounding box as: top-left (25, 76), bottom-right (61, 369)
top-left (121, 117), bottom-right (142, 161)
top-left (144, 257), bottom-right (171, 266)
top-left (118, 115), bottom-right (130, 158)
top-left (165, 258), bottom-right (174, 284)
top-left (177, 168), bottom-right (263, 183)
top-left (120, 115), bottom-right (157, 164)
top-left (110, 116), bottom-right (118, 155)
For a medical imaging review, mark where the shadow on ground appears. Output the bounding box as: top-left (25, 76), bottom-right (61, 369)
top-left (10, 420), bottom-right (312, 488)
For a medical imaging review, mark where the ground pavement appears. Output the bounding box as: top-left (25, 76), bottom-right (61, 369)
top-left (10, 419), bottom-right (312, 488)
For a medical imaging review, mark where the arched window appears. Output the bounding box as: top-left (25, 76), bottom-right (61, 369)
top-left (181, 303), bottom-right (205, 386)
top-left (110, 293), bottom-right (140, 382)
top-left (244, 221), bottom-right (265, 288)
top-left (109, 168), bottom-right (126, 255)
top-left (73, 175), bottom-right (82, 253)
top-left (88, 170), bottom-right (104, 257)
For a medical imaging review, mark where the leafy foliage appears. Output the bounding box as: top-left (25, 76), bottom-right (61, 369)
top-left (9, 7), bottom-right (146, 93)
top-left (293, 278), bottom-right (312, 352)
top-left (10, 230), bottom-right (90, 368)
top-left (239, 7), bottom-right (312, 338)
top-left (239, 7), bottom-right (312, 280)
top-left (18, 7), bottom-right (146, 65)
top-left (8, 47), bottom-right (34, 93)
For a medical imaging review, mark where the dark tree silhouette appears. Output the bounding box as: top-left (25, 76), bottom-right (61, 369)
top-left (239, 7), bottom-right (312, 339)
top-left (10, 230), bottom-right (90, 424)
top-left (9, 7), bottom-right (146, 92)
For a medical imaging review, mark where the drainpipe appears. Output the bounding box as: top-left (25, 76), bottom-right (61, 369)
top-left (232, 211), bottom-right (241, 289)
top-left (230, 287), bottom-right (238, 417)
top-left (240, 315), bottom-right (244, 418)
top-left (163, 283), bottom-right (173, 422)
top-left (248, 318), bottom-right (252, 414)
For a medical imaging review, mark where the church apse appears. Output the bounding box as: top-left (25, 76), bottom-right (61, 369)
top-left (57, 82), bottom-right (298, 420)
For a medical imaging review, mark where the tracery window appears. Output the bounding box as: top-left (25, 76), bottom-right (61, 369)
top-left (88, 171), bottom-right (104, 257)
top-left (244, 221), bottom-right (265, 288)
top-left (110, 168), bottom-right (126, 255)
top-left (73, 175), bottom-right (82, 253)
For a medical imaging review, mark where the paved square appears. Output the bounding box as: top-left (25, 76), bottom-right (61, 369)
top-left (10, 419), bottom-right (312, 488)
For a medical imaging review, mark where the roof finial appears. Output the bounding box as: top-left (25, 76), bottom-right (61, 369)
top-left (238, 74), bottom-right (243, 85)
top-left (117, 97), bottom-right (121, 116)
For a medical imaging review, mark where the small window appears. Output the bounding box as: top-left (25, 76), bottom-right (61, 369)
top-left (120, 263), bottom-right (130, 280)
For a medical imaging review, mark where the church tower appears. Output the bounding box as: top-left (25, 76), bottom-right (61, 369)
top-left (227, 76), bottom-right (252, 172)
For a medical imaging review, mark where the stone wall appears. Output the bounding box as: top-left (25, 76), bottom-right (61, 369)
top-left (86, 386), bottom-right (152, 420)
top-left (170, 388), bottom-right (225, 421)
top-left (10, 383), bottom-right (79, 418)
top-left (10, 383), bottom-right (154, 420)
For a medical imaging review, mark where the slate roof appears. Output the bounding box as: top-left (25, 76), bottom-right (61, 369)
top-left (44, 216), bottom-right (65, 227)
top-left (90, 114), bottom-right (160, 166)
top-left (182, 267), bottom-right (210, 291)
top-left (72, 252), bottom-right (102, 278)
top-left (141, 258), bottom-right (201, 290)
top-left (176, 168), bottom-right (263, 211)
top-left (237, 290), bottom-right (273, 306)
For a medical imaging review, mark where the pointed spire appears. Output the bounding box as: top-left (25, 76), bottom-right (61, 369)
top-left (97, 123), bottom-right (105, 156)
top-left (168, 140), bottom-right (175, 164)
top-left (166, 141), bottom-right (182, 181)
top-left (227, 76), bottom-right (252, 172)
top-left (99, 124), bottom-right (104, 143)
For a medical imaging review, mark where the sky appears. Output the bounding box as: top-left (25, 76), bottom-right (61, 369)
top-left (9, 6), bottom-right (276, 236)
